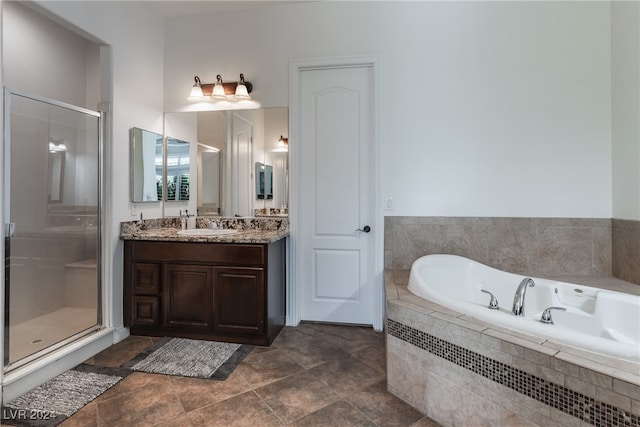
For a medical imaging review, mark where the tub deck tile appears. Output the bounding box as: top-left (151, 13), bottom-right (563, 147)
top-left (392, 297), bottom-right (457, 318)
top-left (429, 311), bottom-right (487, 333)
top-left (543, 341), bottom-right (640, 385)
top-left (482, 328), bottom-right (547, 348)
top-left (452, 315), bottom-right (545, 345)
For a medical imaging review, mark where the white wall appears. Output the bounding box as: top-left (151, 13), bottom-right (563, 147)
top-left (3, 1), bottom-right (96, 107)
top-left (611, 1), bottom-right (640, 221)
top-left (165, 1), bottom-right (613, 218)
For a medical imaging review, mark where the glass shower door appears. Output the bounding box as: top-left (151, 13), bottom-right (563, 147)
top-left (3, 89), bottom-right (102, 369)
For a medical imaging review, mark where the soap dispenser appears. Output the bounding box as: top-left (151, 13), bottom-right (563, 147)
top-left (186, 210), bottom-right (196, 230)
top-left (180, 210), bottom-right (187, 230)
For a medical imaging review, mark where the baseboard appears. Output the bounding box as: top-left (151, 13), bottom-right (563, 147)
top-left (113, 326), bottom-right (130, 344)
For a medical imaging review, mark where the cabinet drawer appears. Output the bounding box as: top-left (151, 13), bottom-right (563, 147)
top-left (133, 262), bottom-right (161, 294)
top-left (130, 241), bottom-right (265, 265)
top-left (132, 296), bottom-right (160, 326)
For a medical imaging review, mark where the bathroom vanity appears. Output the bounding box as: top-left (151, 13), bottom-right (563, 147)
top-left (120, 218), bottom-right (288, 346)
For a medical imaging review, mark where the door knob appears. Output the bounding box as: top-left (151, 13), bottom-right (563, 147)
top-left (355, 225), bottom-right (371, 233)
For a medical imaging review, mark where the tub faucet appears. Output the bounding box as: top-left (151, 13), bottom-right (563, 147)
top-left (512, 277), bottom-right (535, 316)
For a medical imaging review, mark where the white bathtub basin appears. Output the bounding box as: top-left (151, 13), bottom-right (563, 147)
top-left (408, 254), bottom-right (640, 362)
top-left (177, 229), bottom-right (238, 236)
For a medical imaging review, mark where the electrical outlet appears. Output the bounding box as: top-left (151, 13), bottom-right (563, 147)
top-left (385, 197), bottom-right (393, 210)
top-left (131, 204), bottom-right (138, 217)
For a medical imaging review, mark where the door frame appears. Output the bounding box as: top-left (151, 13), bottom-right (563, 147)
top-left (288, 55), bottom-right (384, 331)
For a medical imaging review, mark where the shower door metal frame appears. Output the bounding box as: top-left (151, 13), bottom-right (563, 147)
top-left (1, 87), bottom-right (104, 372)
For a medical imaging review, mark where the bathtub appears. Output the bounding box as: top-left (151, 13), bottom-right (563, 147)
top-left (408, 254), bottom-right (640, 363)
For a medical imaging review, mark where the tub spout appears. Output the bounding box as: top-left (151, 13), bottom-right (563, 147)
top-left (512, 277), bottom-right (535, 316)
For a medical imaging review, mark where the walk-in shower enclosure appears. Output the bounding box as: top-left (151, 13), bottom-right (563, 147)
top-left (3, 89), bottom-right (102, 370)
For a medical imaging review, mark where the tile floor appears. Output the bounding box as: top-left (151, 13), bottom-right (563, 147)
top-left (59, 323), bottom-right (441, 426)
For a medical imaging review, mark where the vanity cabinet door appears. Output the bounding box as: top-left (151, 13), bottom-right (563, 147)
top-left (130, 262), bottom-right (161, 326)
top-left (213, 266), bottom-right (265, 336)
top-left (164, 264), bottom-right (214, 330)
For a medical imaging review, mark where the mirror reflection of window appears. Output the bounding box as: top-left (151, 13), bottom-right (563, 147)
top-left (166, 137), bottom-right (190, 201)
top-left (155, 140), bottom-right (163, 200)
top-left (256, 162), bottom-right (273, 200)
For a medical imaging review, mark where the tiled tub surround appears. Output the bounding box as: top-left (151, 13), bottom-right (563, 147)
top-left (385, 217), bottom-right (615, 279)
top-left (386, 270), bottom-right (640, 427)
top-left (120, 216), bottom-right (289, 243)
top-left (612, 219), bottom-right (640, 285)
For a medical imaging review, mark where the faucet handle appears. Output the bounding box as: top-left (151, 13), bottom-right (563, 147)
top-left (480, 289), bottom-right (499, 310)
top-left (540, 306), bottom-right (566, 324)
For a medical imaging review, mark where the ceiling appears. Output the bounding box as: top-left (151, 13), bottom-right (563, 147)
top-left (144, 0), bottom-right (320, 18)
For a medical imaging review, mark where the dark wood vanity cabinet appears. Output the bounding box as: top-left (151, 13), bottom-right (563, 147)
top-left (123, 239), bottom-right (285, 346)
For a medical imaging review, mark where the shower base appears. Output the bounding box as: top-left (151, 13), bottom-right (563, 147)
top-left (8, 307), bottom-right (98, 365)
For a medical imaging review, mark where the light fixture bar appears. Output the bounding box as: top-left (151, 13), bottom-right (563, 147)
top-left (198, 78), bottom-right (253, 96)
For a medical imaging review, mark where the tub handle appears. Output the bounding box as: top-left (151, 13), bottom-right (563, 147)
top-left (540, 307), bottom-right (567, 325)
top-left (480, 289), bottom-right (499, 310)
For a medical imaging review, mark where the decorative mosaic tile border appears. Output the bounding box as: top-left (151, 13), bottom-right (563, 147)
top-left (387, 319), bottom-right (640, 427)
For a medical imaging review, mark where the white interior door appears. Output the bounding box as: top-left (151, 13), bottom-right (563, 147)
top-left (228, 112), bottom-right (253, 217)
top-left (298, 65), bottom-right (375, 325)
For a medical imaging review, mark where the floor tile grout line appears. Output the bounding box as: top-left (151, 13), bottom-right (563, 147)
top-left (343, 396), bottom-right (383, 427)
top-left (250, 388), bottom-right (287, 426)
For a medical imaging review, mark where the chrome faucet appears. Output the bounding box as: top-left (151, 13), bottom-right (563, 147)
top-left (540, 306), bottom-right (566, 324)
top-left (512, 277), bottom-right (535, 316)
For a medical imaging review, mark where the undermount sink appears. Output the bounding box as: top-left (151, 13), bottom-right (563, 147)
top-left (177, 228), bottom-right (238, 236)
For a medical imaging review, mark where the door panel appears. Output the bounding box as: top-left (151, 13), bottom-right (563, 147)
top-left (314, 249), bottom-right (360, 300)
top-left (299, 66), bottom-right (375, 325)
top-left (229, 113), bottom-right (253, 217)
top-left (4, 89), bottom-right (101, 368)
top-left (213, 266), bottom-right (264, 335)
top-left (164, 264), bottom-right (213, 329)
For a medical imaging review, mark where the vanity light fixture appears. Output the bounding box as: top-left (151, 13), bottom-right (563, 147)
top-left (187, 74), bottom-right (253, 101)
top-left (48, 137), bottom-right (67, 152)
top-left (274, 135), bottom-right (288, 152)
top-left (211, 75), bottom-right (227, 100)
top-left (187, 76), bottom-right (204, 101)
top-left (234, 74), bottom-right (251, 99)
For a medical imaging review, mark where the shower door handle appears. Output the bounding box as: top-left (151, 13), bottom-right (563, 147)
top-left (4, 223), bottom-right (15, 238)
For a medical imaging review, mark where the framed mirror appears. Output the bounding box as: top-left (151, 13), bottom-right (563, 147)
top-left (164, 108), bottom-right (288, 218)
top-left (130, 127), bottom-right (163, 202)
top-left (166, 137), bottom-right (190, 201)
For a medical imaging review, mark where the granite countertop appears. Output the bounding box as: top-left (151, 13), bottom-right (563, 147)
top-left (120, 217), bottom-right (289, 244)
